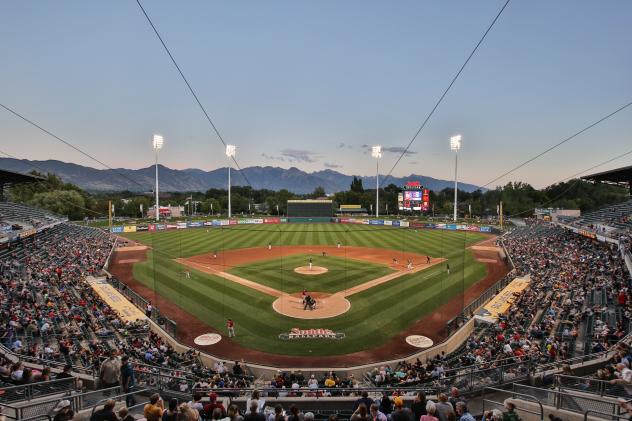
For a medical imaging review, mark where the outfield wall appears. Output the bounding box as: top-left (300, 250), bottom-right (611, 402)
top-left (109, 217), bottom-right (499, 234)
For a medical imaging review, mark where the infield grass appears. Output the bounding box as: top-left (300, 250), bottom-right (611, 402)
top-left (124, 224), bottom-right (490, 356)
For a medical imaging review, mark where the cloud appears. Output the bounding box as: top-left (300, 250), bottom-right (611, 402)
top-left (324, 162), bottom-right (342, 169)
top-left (261, 153), bottom-right (285, 162)
top-left (361, 145), bottom-right (416, 156)
top-left (381, 146), bottom-right (417, 156)
top-left (280, 149), bottom-right (317, 163)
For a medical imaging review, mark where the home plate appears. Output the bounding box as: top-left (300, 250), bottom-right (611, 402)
top-left (194, 333), bottom-right (222, 346)
top-left (406, 335), bottom-right (433, 348)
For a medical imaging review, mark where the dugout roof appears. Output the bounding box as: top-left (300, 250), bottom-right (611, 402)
top-left (581, 164), bottom-right (632, 194)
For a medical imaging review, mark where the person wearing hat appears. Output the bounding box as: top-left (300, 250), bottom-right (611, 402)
top-left (52, 400), bottom-right (73, 421)
top-left (204, 392), bottom-right (226, 418)
top-left (390, 396), bottom-right (413, 421)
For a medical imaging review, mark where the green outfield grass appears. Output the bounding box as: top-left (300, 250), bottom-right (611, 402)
top-left (229, 254), bottom-right (394, 294)
top-left (123, 224), bottom-right (490, 356)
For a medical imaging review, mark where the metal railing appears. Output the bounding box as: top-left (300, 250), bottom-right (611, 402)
top-left (0, 342), bottom-right (95, 376)
top-left (0, 378), bottom-right (75, 403)
top-left (106, 276), bottom-right (177, 338)
top-left (557, 374), bottom-right (632, 399)
top-left (482, 386), bottom-right (544, 420)
top-left (0, 386), bottom-right (150, 421)
top-left (511, 383), bottom-right (626, 418)
top-left (90, 390), bottom-right (151, 416)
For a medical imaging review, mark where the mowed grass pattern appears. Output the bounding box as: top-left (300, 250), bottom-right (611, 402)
top-left (125, 223), bottom-right (484, 258)
top-left (125, 224), bottom-right (489, 356)
top-left (229, 254), bottom-right (394, 294)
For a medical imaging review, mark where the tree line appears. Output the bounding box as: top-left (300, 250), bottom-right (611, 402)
top-left (5, 171), bottom-right (628, 220)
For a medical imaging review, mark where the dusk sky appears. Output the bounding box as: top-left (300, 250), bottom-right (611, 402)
top-left (1, 0), bottom-right (630, 189)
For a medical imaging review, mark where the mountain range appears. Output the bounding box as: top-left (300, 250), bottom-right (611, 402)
top-left (0, 158), bottom-right (485, 194)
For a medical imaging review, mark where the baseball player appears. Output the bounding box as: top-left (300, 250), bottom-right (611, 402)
top-left (227, 319), bottom-right (235, 337)
top-left (309, 257), bottom-right (313, 270)
top-left (185, 267), bottom-right (191, 279)
top-left (268, 242), bottom-right (272, 250)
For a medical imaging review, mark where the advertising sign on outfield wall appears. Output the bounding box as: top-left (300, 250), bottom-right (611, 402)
top-left (111, 226), bottom-right (124, 233)
top-left (123, 225), bottom-right (137, 233)
top-left (176, 222), bottom-right (187, 229)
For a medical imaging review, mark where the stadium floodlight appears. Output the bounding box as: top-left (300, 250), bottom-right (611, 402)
top-left (372, 146), bottom-right (382, 217)
top-left (450, 135), bottom-right (462, 221)
top-left (226, 145), bottom-right (236, 218)
top-left (153, 135), bottom-right (164, 222)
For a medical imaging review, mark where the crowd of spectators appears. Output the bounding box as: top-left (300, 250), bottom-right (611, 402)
top-left (0, 222), bottom-right (253, 391)
top-left (371, 222), bottom-right (631, 390)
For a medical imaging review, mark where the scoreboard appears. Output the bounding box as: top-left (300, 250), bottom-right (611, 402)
top-left (398, 181), bottom-right (430, 212)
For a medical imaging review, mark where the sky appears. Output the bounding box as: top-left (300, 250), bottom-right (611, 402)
top-left (0, 0), bottom-right (630, 189)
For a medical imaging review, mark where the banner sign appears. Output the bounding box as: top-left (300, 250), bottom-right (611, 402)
top-left (476, 277), bottom-right (530, 322)
top-left (279, 327), bottom-right (345, 340)
top-left (123, 225), bottom-right (137, 233)
top-left (578, 229), bottom-right (597, 240)
top-left (166, 224), bottom-right (177, 230)
top-left (264, 217), bottom-right (281, 224)
top-left (19, 228), bottom-right (37, 239)
top-left (136, 225), bottom-right (148, 231)
top-left (187, 221), bottom-right (203, 228)
top-left (87, 278), bottom-right (147, 322)
top-left (176, 222), bottom-right (187, 229)
top-left (111, 226), bottom-right (124, 233)
top-left (203, 221), bottom-right (213, 226)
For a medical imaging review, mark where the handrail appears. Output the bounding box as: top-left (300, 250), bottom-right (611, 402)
top-left (482, 386), bottom-right (544, 420)
top-left (0, 342), bottom-right (95, 376)
top-left (90, 389), bottom-right (151, 416)
top-left (584, 410), bottom-right (629, 421)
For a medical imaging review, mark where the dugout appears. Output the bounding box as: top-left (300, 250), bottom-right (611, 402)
top-left (287, 199), bottom-right (333, 222)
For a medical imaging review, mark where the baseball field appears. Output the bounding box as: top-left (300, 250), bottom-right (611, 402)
top-left (115, 223), bottom-right (496, 358)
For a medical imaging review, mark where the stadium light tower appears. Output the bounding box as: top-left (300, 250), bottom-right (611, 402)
top-left (372, 146), bottom-right (382, 217)
top-left (152, 134), bottom-right (164, 222)
top-left (450, 134), bottom-right (462, 222)
top-left (226, 144), bottom-right (236, 218)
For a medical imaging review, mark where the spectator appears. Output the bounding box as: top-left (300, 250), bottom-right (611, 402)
top-left (378, 392), bottom-right (393, 416)
top-left (121, 355), bottom-right (136, 407)
top-left (411, 391), bottom-right (428, 421)
top-left (99, 351), bottom-right (120, 389)
top-left (189, 393), bottom-right (204, 413)
top-left (204, 393), bottom-right (226, 418)
top-left (286, 405), bottom-right (303, 421)
top-left (502, 399), bottom-right (520, 421)
top-left (163, 398), bottom-right (179, 421)
top-left (91, 399), bottom-right (118, 421)
top-left (245, 391), bottom-right (265, 415)
top-left (391, 397), bottom-right (413, 421)
top-left (369, 404), bottom-right (387, 421)
top-left (420, 401), bottom-right (439, 421)
top-left (351, 404), bottom-right (370, 421)
top-left (455, 402), bottom-right (474, 421)
top-left (145, 393), bottom-right (165, 421)
top-left (243, 401), bottom-right (265, 421)
top-left (353, 391), bottom-right (374, 412)
top-left (56, 364), bottom-right (74, 380)
top-left (225, 405), bottom-right (243, 421)
top-left (435, 394), bottom-right (454, 421)
top-left (52, 400), bottom-right (73, 421)
top-left (119, 407), bottom-right (135, 421)
top-left (267, 405), bottom-right (284, 421)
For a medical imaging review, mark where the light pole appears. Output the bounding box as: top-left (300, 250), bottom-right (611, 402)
top-left (226, 144), bottom-right (236, 218)
top-left (450, 134), bottom-right (462, 222)
top-left (372, 145), bottom-right (382, 217)
top-left (152, 134), bottom-right (164, 222)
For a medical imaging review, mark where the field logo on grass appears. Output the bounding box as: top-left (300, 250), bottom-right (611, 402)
top-left (279, 328), bottom-right (345, 340)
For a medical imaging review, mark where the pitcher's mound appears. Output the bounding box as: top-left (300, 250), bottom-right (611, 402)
top-left (272, 293), bottom-right (350, 319)
top-left (294, 266), bottom-right (328, 275)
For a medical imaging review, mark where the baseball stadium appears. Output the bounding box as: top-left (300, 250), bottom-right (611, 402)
top-left (2, 2), bottom-right (632, 421)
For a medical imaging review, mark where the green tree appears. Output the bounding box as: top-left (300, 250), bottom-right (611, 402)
top-left (312, 186), bottom-right (326, 198)
top-left (350, 176), bottom-right (364, 193)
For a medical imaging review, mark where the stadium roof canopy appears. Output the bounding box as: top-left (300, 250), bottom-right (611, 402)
top-left (0, 169), bottom-right (44, 198)
top-left (581, 164), bottom-right (632, 194)
top-left (0, 168), bottom-right (43, 185)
